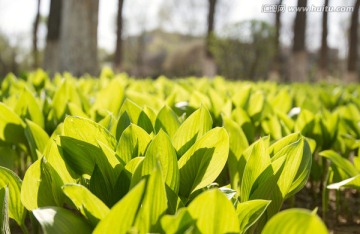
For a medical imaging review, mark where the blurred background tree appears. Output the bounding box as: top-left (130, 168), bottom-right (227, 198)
top-left (0, 0), bottom-right (359, 82)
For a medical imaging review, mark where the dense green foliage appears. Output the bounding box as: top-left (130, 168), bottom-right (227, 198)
top-left (1, 69), bottom-right (360, 233)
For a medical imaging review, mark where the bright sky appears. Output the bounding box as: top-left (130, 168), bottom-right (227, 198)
top-left (0, 0), bottom-right (355, 57)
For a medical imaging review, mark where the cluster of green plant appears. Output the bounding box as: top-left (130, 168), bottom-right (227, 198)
top-left (0, 69), bottom-right (359, 233)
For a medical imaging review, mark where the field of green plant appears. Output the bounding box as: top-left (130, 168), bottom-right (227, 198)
top-left (0, 69), bottom-right (359, 233)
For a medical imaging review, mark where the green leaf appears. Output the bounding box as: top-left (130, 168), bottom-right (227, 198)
top-left (95, 165), bottom-right (167, 233)
top-left (141, 130), bottom-right (180, 193)
top-left (116, 124), bottom-right (152, 163)
top-left (67, 102), bottom-right (88, 118)
top-left (160, 208), bottom-right (195, 234)
top-left (52, 79), bottom-right (82, 122)
top-left (21, 159), bottom-right (57, 211)
top-left (25, 119), bottom-right (49, 161)
top-left (0, 186), bottom-right (10, 234)
top-left (63, 116), bottom-right (116, 150)
top-left (0, 102), bottom-right (26, 144)
top-left (118, 99), bottom-right (142, 124)
top-left (247, 90), bottom-right (265, 121)
top-left (178, 127), bottom-right (229, 197)
top-left (294, 109), bottom-right (315, 135)
top-left (262, 208), bottom-right (328, 234)
top-left (208, 88), bottom-right (224, 118)
top-left (91, 78), bottom-right (124, 117)
top-left (319, 150), bottom-right (358, 178)
top-left (268, 133), bottom-right (301, 158)
top-left (43, 136), bottom-right (77, 185)
top-left (0, 166), bottom-right (25, 226)
top-left (60, 136), bottom-right (122, 187)
top-left (327, 174), bottom-right (360, 190)
top-left (187, 189), bottom-right (240, 234)
top-left (62, 184), bottom-right (110, 227)
top-left (137, 109), bottom-right (154, 134)
top-left (134, 163), bottom-right (168, 233)
top-left (275, 138), bottom-right (312, 199)
top-left (155, 105), bottom-right (180, 138)
top-left (93, 180), bottom-right (146, 234)
top-left (223, 116), bottom-right (249, 190)
top-left (173, 106), bottom-right (213, 157)
top-left (14, 88), bottom-right (44, 128)
top-left (33, 207), bottom-right (92, 234)
top-left (236, 200), bottom-right (271, 233)
top-left (231, 107), bottom-right (255, 142)
top-left (240, 138), bottom-right (271, 202)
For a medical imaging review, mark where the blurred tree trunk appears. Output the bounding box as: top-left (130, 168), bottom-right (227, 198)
top-left (203, 0), bottom-right (217, 77)
top-left (32, 0), bottom-right (41, 69)
top-left (59, 0), bottom-right (99, 76)
top-left (269, 0), bottom-right (283, 81)
top-left (114, 0), bottom-right (124, 72)
top-left (43, 0), bottom-right (62, 73)
top-left (290, 0), bottom-right (308, 82)
top-left (318, 0), bottom-right (329, 81)
top-left (346, 0), bottom-right (360, 82)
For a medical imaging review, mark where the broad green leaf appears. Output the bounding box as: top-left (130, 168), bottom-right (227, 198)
top-left (231, 107), bottom-right (255, 142)
top-left (0, 186), bottom-right (10, 234)
top-left (270, 89), bottom-right (292, 113)
top-left (178, 127), bottom-right (229, 197)
top-left (269, 132), bottom-right (301, 158)
top-left (240, 138), bottom-right (271, 202)
top-left (98, 113), bottom-right (117, 133)
top-left (247, 90), bottom-right (265, 121)
top-left (0, 102), bottom-right (26, 144)
top-left (52, 79), bottom-right (82, 121)
top-left (231, 84), bottom-right (251, 108)
top-left (141, 130), bottom-right (180, 193)
top-left (187, 189), bottom-right (240, 234)
top-left (294, 109), bottom-right (315, 135)
top-left (60, 136), bottom-right (122, 186)
top-left (62, 184), bottom-right (110, 227)
top-left (67, 102), bottom-right (88, 118)
top-left (21, 159), bottom-right (57, 210)
top-left (91, 78), bottom-right (124, 116)
top-left (143, 106), bottom-right (157, 128)
top-left (116, 124), bottom-right (152, 163)
top-left (173, 106), bottom-right (213, 157)
top-left (160, 208), bottom-right (195, 234)
top-left (63, 116), bottom-right (116, 150)
top-left (276, 138), bottom-right (312, 199)
top-left (89, 165), bottom-right (113, 207)
top-left (43, 136), bottom-right (77, 185)
top-left (95, 165), bottom-right (167, 233)
top-left (93, 180), bottom-right (146, 234)
top-left (319, 150), bottom-right (358, 177)
top-left (262, 208), bottom-right (328, 234)
top-left (125, 157), bottom-right (144, 176)
top-left (261, 116), bottom-right (282, 140)
top-left (0, 166), bottom-right (25, 226)
top-left (236, 200), bottom-right (271, 233)
top-left (327, 174), bottom-right (360, 190)
top-left (138, 109), bottom-right (154, 134)
top-left (118, 99), bottom-right (142, 124)
top-left (208, 88), bottom-right (224, 117)
top-left (33, 207), bottom-right (92, 234)
top-left (14, 88), bottom-right (44, 128)
top-left (25, 119), bottom-right (49, 161)
top-left (155, 105), bottom-right (180, 138)
top-left (223, 116), bottom-right (249, 190)
top-left (134, 164), bottom-right (168, 233)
